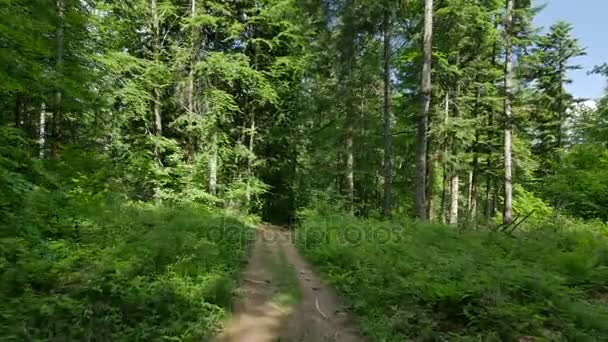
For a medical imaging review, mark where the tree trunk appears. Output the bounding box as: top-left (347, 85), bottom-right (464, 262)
top-left (426, 108), bottom-right (434, 219)
top-left (469, 161), bottom-right (478, 224)
top-left (415, 0), bottom-right (433, 220)
top-left (246, 113), bottom-right (256, 205)
top-left (346, 119), bottom-right (354, 214)
top-left (151, 0), bottom-right (163, 164)
top-left (439, 91), bottom-right (449, 223)
top-left (468, 91), bottom-right (481, 225)
top-left (556, 59), bottom-right (565, 152)
top-left (154, 88), bottom-right (162, 136)
top-left (208, 131), bottom-right (218, 195)
top-left (39, 103), bottom-right (47, 158)
top-left (449, 171), bottom-right (459, 225)
top-left (152, 0), bottom-right (161, 137)
top-left (485, 177), bottom-right (493, 219)
top-left (448, 84), bottom-right (460, 226)
top-left (485, 103), bottom-right (495, 220)
top-left (503, 0), bottom-right (514, 225)
top-left (187, 0), bottom-right (196, 115)
top-left (184, 0), bottom-right (197, 162)
top-left (427, 154), bottom-right (437, 220)
top-left (440, 162), bottom-right (447, 224)
top-left (52, 0), bottom-right (64, 155)
top-left (382, 10), bottom-right (392, 219)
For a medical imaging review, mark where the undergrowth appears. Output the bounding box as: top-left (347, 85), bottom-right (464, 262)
top-left (0, 192), bottom-right (253, 340)
top-left (296, 208), bottom-right (608, 341)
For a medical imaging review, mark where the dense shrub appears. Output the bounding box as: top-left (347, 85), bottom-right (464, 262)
top-left (0, 192), bottom-right (253, 340)
top-left (545, 144), bottom-right (608, 220)
top-left (296, 208), bottom-right (608, 341)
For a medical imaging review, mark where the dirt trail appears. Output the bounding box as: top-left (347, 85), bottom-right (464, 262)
top-left (215, 226), bottom-right (363, 342)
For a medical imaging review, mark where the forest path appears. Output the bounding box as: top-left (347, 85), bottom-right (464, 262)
top-left (215, 225), bottom-right (363, 342)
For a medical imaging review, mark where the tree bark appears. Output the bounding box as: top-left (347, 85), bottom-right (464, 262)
top-left (187, 0), bottom-right (196, 115)
top-left (382, 10), bottom-right (393, 219)
top-left (154, 88), bottom-right (162, 136)
top-left (152, 0), bottom-right (161, 137)
top-left (346, 119), bottom-right (354, 215)
top-left (39, 103), bottom-right (47, 158)
top-left (439, 91), bottom-right (449, 223)
top-left (415, 0), bottom-right (433, 220)
top-left (427, 109), bottom-right (435, 219)
top-left (440, 162), bottom-right (447, 224)
top-left (427, 154), bottom-right (437, 220)
top-left (208, 131), bottom-right (218, 195)
top-left (503, 0), bottom-right (514, 225)
top-left (52, 0), bottom-right (64, 155)
top-left (448, 81), bottom-right (462, 226)
top-left (469, 163), bottom-right (478, 224)
top-left (246, 113), bottom-right (256, 205)
top-left (151, 0), bottom-right (163, 164)
top-left (485, 103), bottom-right (495, 220)
top-left (449, 170), bottom-right (459, 225)
top-left (183, 0), bottom-right (198, 162)
top-left (485, 177), bottom-right (494, 219)
top-left (468, 91), bottom-right (481, 225)
top-left (556, 59), bottom-right (564, 151)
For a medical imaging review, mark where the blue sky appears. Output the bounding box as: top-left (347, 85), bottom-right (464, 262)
top-left (534, 0), bottom-right (608, 99)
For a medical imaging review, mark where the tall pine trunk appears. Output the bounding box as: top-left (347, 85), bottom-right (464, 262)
top-left (52, 0), bottom-right (64, 155)
top-left (346, 118), bottom-right (354, 214)
top-left (427, 154), bottom-right (437, 220)
top-left (187, 0), bottom-right (196, 115)
top-left (154, 88), bottom-right (162, 136)
top-left (39, 103), bottom-right (47, 158)
top-left (415, 0), bottom-right (433, 219)
top-left (151, 0), bottom-right (162, 163)
top-left (468, 91), bottom-right (481, 225)
top-left (382, 11), bottom-right (393, 219)
top-left (469, 162), bottom-right (478, 224)
top-left (503, 0), bottom-right (514, 225)
top-left (440, 91), bottom-right (449, 223)
top-left (186, 0), bottom-right (197, 162)
top-left (448, 85), bottom-right (459, 226)
top-left (556, 59), bottom-right (565, 152)
top-left (208, 131), bottom-right (218, 195)
top-left (246, 113), bottom-right (256, 205)
top-left (449, 171), bottom-right (459, 225)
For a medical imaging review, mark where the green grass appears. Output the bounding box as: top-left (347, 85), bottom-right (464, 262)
top-left (0, 193), bottom-right (253, 341)
top-left (296, 209), bottom-right (608, 341)
top-left (257, 240), bottom-right (302, 308)
top-left (271, 247), bottom-right (302, 307)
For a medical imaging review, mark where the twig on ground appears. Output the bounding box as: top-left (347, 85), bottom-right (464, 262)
top-left (315, 296), bottom-right (328, 320)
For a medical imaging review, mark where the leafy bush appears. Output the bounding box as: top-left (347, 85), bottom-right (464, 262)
top-left (546, 144), bottom-right (608, 220)
top-left (0, 193), bottom-right (252, 340)
top-left (296, 208), bottom-right (608, 341)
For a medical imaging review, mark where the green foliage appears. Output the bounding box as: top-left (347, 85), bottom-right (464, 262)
top-left (0, 195), bottom-right (252, 340)
top-left (545, 144), bottom-right (608, 220)
top-left (512, 184), bottom-right (553, 222)
top-left (2, 0), bottom-right (608, 339)
top-left (0, 136), bottom-right (253, 340)
top-left (297, 206), bottom-right (608, 341)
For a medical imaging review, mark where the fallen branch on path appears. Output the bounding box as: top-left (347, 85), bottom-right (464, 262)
top-left (315, 296), bottom-right (328, 320)
top-left (244, 278), bottom-right (269, 285)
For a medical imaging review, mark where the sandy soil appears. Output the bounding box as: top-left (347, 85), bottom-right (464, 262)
top-left (215, 226), bottom-right (363, 342)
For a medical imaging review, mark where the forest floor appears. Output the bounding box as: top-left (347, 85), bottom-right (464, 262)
top-left (215, 225), bottom-right (363, 342)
